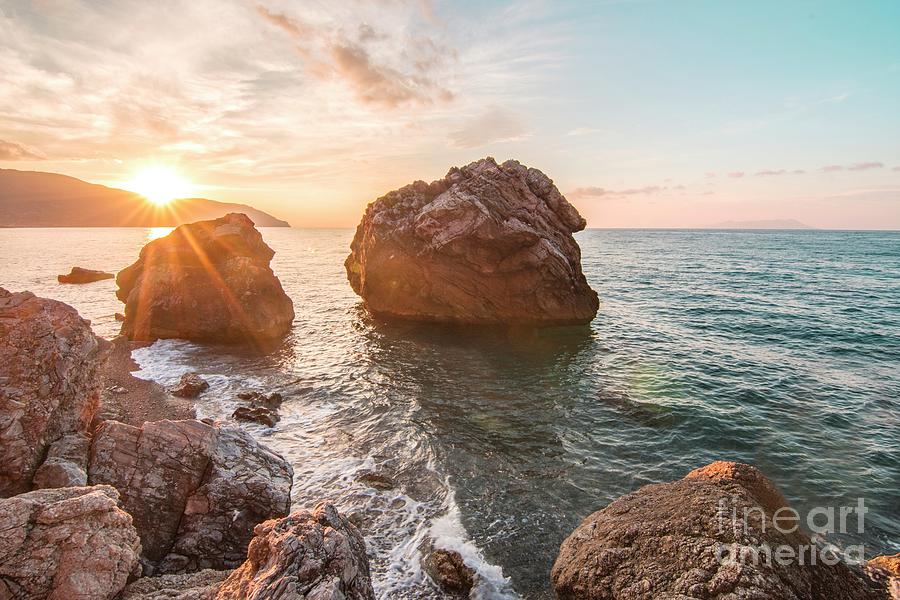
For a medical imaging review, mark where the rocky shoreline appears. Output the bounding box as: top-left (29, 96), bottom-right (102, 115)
top-left (1, 176), bottom-right (897, 599)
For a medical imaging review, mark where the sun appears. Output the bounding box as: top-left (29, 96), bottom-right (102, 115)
top-left (124, 166), bottom-right (194, 206)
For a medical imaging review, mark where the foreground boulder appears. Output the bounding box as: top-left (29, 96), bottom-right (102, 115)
top-left (867, 554), bottom-right (900, 599)
top-left (88, 419), bottom-right (293, 574)
top-left (345, 157), bottom-right (599, 325)
top-left (116, 213), bottom-right (294, 343)
top-left (0, 485), bottom-right (141, 600)
top-left (552, 461), bottom-right (885, 600)
top-left (217, 502), bottom-right (375, 600)
top-left (0, 288), bottom-right (107, 497)
top-left (57, 266), bottom-right (114, 284)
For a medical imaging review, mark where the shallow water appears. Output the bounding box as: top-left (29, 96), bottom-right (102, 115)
top-left (2, 227), bottom-right (898, 598)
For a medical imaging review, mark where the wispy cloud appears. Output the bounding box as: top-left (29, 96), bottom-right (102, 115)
top-left (727, 172), bottom-right (745, 178)
top-left (566, 127), bottom-right (605, 137)
top-left (821, 162), bottom-right (884, 172)
top-left (447, 106), bottom-right (529, 149)
top-left (256, 5), bottom-right (455, 108)
top-left (570, 185), bottom-right (670, 199)
top-left (0, 139), bottom-right (43, 160)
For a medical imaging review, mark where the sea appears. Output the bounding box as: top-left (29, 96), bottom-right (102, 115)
top-left (1, 227), bottom-right (898, 599)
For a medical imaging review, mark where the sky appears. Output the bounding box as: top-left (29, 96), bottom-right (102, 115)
top-left (1, 0), bottom-right (899, 228)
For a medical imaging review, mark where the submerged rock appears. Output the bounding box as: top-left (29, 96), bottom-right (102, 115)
top-left (356, 470), bottom-right (396, 491)
top-left (551, 460), bottom-right (885, 600)
top-left (57, 266), bottom-right (114, 284)
top-left (171, 372), bottom-right (210, 398)
top-left (422, 547), bottom-right (476, 596)
top-left (88, 418), bottom-right (293, 574)
top-left (232, 405), bottom-right (279, 427)
top-left (0, 485), bottom-right (141, 600)
top-left (216, 502), bottom-right (375, 600)
top-left (236, 390), bottom-right (284, 409)
top-left (0, 288), bottom-right (107, 497)
top-left (116, 213), bottom-right (294, 344)
top-left (345, 157), bottom-right (599, 325)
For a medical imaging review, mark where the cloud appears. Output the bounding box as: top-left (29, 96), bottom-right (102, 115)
top-left (569, 185), bottom-right (665, 199)
top-left (447, 106), bottom-right (529, 148)
top-left (255, 6), bottom-right (312, 38)
top-left (821, 162), bottom-right (883, 172)
top-left (755, 169), bottom-right (787, 177)
top-left (727, 172), bottom-right (745, 178)
top-left (848, 161), bottom-right (884, 171)
top-left (0, 139), bottom-right (44, 160)
top-left (256, 5), bottom-right (454, 108)
top-left (566, 127), bottom-right (605, 137)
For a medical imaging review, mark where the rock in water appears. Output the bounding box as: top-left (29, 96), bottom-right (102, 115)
top-left (217, 502), bottom-right (375, 600)
top-left (170, 372), bottom-right (210, 398)
top-left (0, 485), bottom-right (141, 600)
top-left (0, 288), bottom-right (107, 497)
top-left (551, 461), bottom-right (886, 600)
top-left (57, 266), bottom-right (115, 284)
top-left (88, 419), bottom-right (293, 574)
top-left (422, 548), bottom-right (476, 596)
top-left (116, 213), bottom-right (294, 344)
top-left (345, 157), bottom-right (599, 325)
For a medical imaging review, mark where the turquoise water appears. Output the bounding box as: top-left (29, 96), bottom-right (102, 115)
top-left (1, 228), bottom-right (898, 598)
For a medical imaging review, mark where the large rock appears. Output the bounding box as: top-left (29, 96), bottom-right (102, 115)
top-left (867, 554), bottom-right (900, 599)
top-left (216, 502), bottom-right (375, 600)
top-left (88, 419), bottom-right (293, 574)
top-left (116, 213), bottom-right (294, 343)
top-left (345, 157), bottom-right (599, 325)
top-left (551, 461), bottom-right (886, 600)
top-left (0, 485), bottom-right (141, 600)
top-left (0, 288), bottom-right (107, 497)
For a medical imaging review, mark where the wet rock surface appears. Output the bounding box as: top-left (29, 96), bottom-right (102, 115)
top-left (0, 485), bottom-right (141, 600)
top-left (551, 460), bottom-right (886, 600)
top-left (88, 418), bottom-right (293, 574)
top-left (116, 213), bottom-right (294, 344)
top-left (57, 266), bottom-right (114, 284)
top-left (422, 547), bottom-right (476, 596)
top-left (170, 373), bottom-right (210, 398)
top-left (216, 502), bottom-right (375, 600)
top-left (0, 287), bottom-right (108, 497)
top-left (232, 405), bottom-right (279, 427)
top-left (345, 157), bottom-right (599, 325)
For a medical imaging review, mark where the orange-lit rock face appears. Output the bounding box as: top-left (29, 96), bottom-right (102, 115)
top-left (0, 288), bottom-right (107, 497)
top-left (346, 157), bottom-right (599, 326)
top-left (116, 213), bottom-right (294, 344)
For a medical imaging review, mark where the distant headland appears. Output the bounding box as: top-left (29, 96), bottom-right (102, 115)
top-left (0, 169), bottom-right (289, 227)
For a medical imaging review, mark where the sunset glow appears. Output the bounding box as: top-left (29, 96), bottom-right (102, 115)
top-left (124, 167), bottom-right (193, 206)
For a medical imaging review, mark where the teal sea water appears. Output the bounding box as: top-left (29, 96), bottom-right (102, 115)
top-left (1, 228), bottom-right (898, 598)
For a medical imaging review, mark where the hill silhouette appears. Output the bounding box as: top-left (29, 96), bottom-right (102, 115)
top-left (0, 169), bottom-right (289, 227)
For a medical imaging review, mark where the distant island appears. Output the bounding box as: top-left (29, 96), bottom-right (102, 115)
top-left (705, 219), bottom-right (813, 230)
top-left (0, 169), bottom-right (289, 227)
